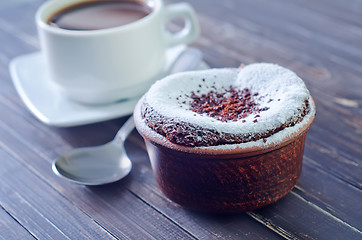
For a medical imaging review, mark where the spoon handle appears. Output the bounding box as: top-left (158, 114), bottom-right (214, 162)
top-left (168, 47), bottom-right (203, 74)
top-left (113, 115), bottom-right (136, 144)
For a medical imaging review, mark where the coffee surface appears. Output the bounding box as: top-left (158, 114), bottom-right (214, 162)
top-left (48, 1), bottom-right (152, 30)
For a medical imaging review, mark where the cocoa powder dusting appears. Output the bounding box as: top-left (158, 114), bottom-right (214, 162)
top-left (189, 87), bottom-right (269, 122)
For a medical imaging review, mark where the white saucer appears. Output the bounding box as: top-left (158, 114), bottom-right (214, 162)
top-left (10, 46), bottom-right (207, 127)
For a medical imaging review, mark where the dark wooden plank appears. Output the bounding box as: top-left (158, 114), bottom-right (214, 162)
top-left (253, 0), bottom-right (362, 50)
top-left (248, 191), bottom-right (362, 240)
top-left (296, 160), bottom-right (362, 229)
top-left (0, 148), bottom-right (117, 240)
top-left (305, 127), bottom-right (362, 189)
top-left (294, 0), bottom-right (362, 26)
top-left (306, 89), bottom-right (362, 147)
top-left (0, 69), bottom-right (14, 95)
top-left (0, 0), bottom-right (43, 42)
top-left (0, 205), bottom-right (35, 240)
top-left (0, 1), bottom-right (41, 72)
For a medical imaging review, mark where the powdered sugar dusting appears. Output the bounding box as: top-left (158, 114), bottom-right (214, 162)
top-left (135, 96), bottom-right (315, 151)
top-left (145, 63), bottom-right (311, 140)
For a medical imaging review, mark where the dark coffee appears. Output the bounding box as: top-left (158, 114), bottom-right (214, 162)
top-left (48, 0), bottom-right (153, 30)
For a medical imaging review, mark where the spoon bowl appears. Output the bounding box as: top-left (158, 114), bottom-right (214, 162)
top-left (52, 116), bottom-right (134, 185)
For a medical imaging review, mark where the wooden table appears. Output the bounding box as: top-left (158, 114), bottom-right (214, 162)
top-left (1, 0), bottom-right (361, 239)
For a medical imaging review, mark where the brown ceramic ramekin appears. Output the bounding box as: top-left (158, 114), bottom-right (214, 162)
top-left (134, 96), bottom-right (315, 213)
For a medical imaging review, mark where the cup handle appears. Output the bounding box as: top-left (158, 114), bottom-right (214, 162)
top-left (164, 3), bottom-right (200, 47)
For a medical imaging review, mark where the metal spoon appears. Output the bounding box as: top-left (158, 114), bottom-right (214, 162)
top-left (52, 47), bottom-right (203, 185)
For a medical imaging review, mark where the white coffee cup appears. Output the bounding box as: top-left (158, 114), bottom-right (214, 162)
top-left (36, 0), bottom-right (200, 104)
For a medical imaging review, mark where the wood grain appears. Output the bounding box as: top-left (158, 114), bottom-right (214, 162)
top-left (0, 205), bottom-right (34, 240)
top-left (0, 0), bottom-right (361, 239)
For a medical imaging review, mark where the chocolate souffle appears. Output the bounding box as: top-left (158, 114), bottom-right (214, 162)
top-left (134, 63), bottom-right (316, 212)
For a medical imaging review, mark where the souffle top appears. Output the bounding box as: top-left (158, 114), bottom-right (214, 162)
top-left (139, 63), bottom-right (315, 149)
